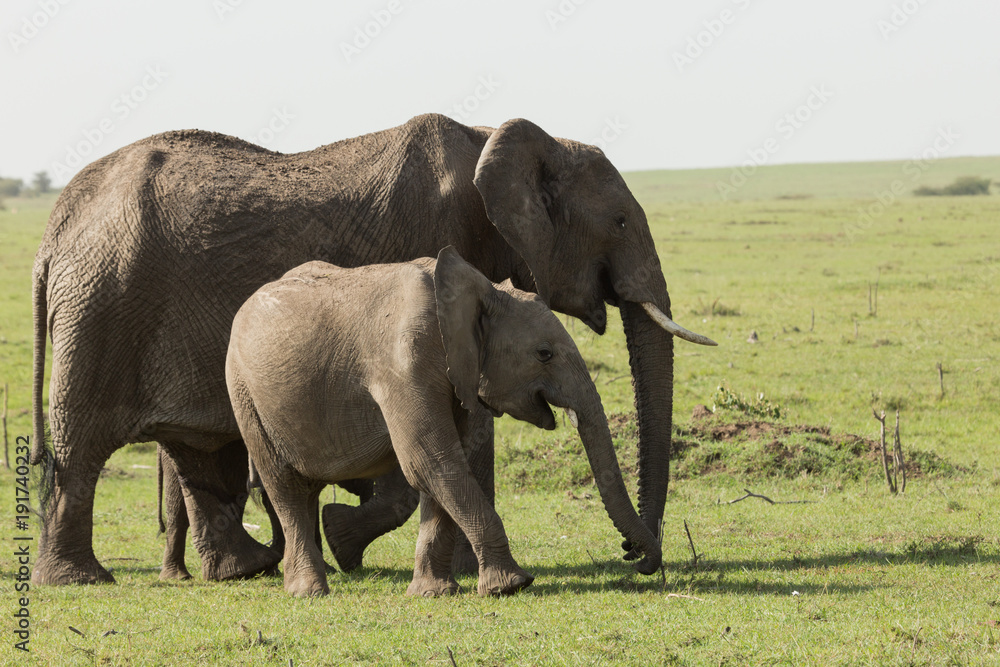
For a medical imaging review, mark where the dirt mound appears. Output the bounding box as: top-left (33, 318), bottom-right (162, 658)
top-left (611, 409), bottom-right (963, 481)
top-left (670, 411), bottom-right (962, 480)
top-left (498, 410), bottom-right (965, 492)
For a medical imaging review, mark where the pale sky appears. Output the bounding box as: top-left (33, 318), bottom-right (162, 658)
top-left (2, 0), bottom-right (997, 185)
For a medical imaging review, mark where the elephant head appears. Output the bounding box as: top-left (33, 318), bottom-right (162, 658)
top-left (434, 246), bottom-right (662, 575)
top-left (473, 119), bottom-right (716, 548)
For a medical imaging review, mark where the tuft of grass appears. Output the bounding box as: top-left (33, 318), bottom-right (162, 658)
top-left (691, 297), bottom-right (741, 317)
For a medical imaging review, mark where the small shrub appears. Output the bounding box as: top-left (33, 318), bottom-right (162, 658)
top-left (0, 176), bottom-right (23, 197)
top-left (914, 175), bottom-right (992, 196)
top-left (712, 385), bottom-right (782, 420)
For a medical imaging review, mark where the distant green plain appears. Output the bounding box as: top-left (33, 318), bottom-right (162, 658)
top-left (1, 156), bottom-right (997, 665)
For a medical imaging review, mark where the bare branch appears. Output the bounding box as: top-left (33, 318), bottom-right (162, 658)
top-left (683, 519), bottom-right (698, 569)
top-left (724, 488), bottom-right (816, 505)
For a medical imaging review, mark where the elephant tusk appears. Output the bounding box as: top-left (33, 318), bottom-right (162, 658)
top-left (564, 408), bottom-right (579, 429)
top-left (640, 302), bottom-right (718, 346)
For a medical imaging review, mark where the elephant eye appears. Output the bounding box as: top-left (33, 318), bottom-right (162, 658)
top-left (615, 213), bottom-right (626, 230)
top-left (535, 346), bottom-right (554, 363)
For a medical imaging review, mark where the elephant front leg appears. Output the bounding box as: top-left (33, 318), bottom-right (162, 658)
top-left (406, 493), bottom-right (460, 597)
top-left (451, 404), bottom-right (494, 574)
top-left (158, 447), bottom-right (192, 581)
top-left (162, 440), bottom-right (280, 581)
top-left (393, 423), bottom-right (532, 597)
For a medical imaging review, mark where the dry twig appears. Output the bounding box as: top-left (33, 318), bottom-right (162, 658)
top-left (873, 409), bottom-right (895, 494)
top-left (873, 408), bottom-right (905, 494)
top-left (683, 520), bottom-right (698, 568)
top-left (894, 410), bottom-right (907, 494)
top-left (666, 593), bottom-right (706, 602)
top-left (724, 488), bottom-right (815, 505)
top-left (2, 382), bottom-right (8, 468)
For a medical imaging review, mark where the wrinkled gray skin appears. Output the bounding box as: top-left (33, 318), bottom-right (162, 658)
top-left (31, 114), bottom-right (700, 586)
top-left (228, 248), bottom-right (661, 597)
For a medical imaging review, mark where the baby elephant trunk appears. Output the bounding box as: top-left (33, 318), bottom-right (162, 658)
top-left (568, 389), bottom-right (662, 575)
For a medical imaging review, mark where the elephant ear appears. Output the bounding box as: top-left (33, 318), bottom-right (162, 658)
top-left (473, 118), bottom-right (567, 304)
top-left (434, 246), bottom-right (498, 411)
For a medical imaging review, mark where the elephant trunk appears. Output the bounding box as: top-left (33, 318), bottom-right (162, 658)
top-left (566, 381), bottom-right (662, 575)
top-left (620, 299), bottom-right (674, 546)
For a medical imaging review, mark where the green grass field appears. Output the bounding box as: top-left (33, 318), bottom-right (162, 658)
top-left (1, 157), bottom-right (998, 665)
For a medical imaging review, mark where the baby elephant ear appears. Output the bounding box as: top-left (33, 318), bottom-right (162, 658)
top-left (434, 246), bottom-right (496, 411)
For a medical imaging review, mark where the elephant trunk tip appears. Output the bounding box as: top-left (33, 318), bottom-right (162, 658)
top-left (633, 550), bottom-right (662, 576)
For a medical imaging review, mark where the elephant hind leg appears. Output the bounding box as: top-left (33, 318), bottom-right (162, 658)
top-left (157, 446), bottom-right (192, 581)
top-left (322, 466), bottom-right (418, 572)
top-left (259, 466), bottom-right (328, 597)
top-left (160, 440), bottom-right (280, 581)
top-left (32, 435), bottom-right (118, 586)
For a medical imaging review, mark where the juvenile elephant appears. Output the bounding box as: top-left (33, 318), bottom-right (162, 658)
top-left (227, 248), bottom-right (662, 597)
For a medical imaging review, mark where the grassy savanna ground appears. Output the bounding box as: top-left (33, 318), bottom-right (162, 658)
top-left (1, 156), bottom-right (998, 665)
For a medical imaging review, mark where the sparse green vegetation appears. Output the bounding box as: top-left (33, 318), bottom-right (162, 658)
top-left (0, 176), bottom-right (24, 197)
top-left (915, 175), bottom-right (993, 196)
top-left (711, 385), bottom-right (782, 420)
top-left (1, 156), bottom-right (998, 664)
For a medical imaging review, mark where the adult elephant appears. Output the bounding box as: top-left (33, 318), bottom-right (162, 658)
top-left (31, 114), bottom-right (714, 585)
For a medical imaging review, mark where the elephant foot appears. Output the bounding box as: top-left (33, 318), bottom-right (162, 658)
top-left (32, 551), bottom-right (115, 586)
top-left (477, 565), bottom-right (534, 597)
top-left (451, 536), bottom-right (479, 575)
top-left (285, 571), bottom-right (330, 598)
top-left (406, 574), bottom-right (461, 598)
top-left (200, 538), bottom-right (281, 581)
top-left (321, 503), bottom-right (371, 572)
top-left (158, 564), bottom-right (192, 581)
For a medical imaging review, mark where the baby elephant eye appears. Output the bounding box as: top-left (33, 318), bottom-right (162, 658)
top-left (615, 213), bottom-right (627, 230)
top-left (535, 346), bottom-right (554, 363)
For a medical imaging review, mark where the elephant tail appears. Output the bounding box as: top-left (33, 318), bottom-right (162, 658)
top-left (29, 259), bottom-right (56, 524)
top-left (246, 454), bottom-right (264, 509)
top-left (30, 260), bottom-right (49, 466)
top-left (157, 447), bottom-right (166, 535)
